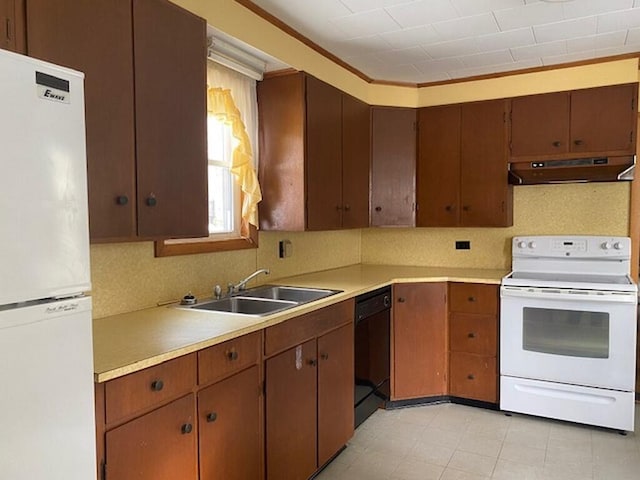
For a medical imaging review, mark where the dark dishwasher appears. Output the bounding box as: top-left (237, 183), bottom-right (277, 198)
top-left (354, 286), bottom-right (391, 427)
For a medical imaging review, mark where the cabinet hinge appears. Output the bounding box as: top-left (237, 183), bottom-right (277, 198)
top-left (101, 462), bottom-right (107, 480)
top-left (413, 202), bottom-right (417, 212)
top-left (5, 18), bottom-right (11, 42)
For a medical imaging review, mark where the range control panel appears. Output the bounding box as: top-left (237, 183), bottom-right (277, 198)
top-left (512, 236), bottom-right (631, 258)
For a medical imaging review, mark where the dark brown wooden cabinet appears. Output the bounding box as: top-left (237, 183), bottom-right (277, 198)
top-left (26, 0), bottom-right (207, 242)
top-left (105, 394), bottom-right (198, 480)
top-left (371, 107), bottom-right (416, 227)
top-left (0, 0), bottom-right (24, 53)
top-left (448, 283), bottom-right (499, 404)
top-left (258, 72), bottom-right (370, 231)
top-left (510, 83), bottom-right (638, 161)
top-left (265, 301), bottom-right (354, 480)
top-left (392, 282), bottom-right (447, 400)
top-left (417, 100), bottom-right (512, 227)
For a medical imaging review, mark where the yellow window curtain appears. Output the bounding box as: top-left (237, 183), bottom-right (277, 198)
top-left (207, 86), bottom-right (262, 230)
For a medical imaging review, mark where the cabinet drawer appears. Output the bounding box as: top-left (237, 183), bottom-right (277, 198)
top-left (449, 352), bottom-right (497, 403)
top-left (450, 313), bottom-right (497, 355)
top-left (449, 283), bottom-right (498, 315)
top-left (265, 300), bottom-right (353, 357)
top-left (105, 354), bottom-right (197, 425)
top-left (198, 331), bottom-right (261, 385)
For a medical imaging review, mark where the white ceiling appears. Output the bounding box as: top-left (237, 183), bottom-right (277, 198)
top-left (247, 0), bottom-right (640, 84)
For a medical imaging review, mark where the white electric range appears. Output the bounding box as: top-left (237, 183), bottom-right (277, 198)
top-left (500, 235), bottom-right (637, 432)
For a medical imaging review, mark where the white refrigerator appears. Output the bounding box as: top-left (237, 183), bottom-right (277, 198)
top-left (0, 49), bottom-right (96, 479)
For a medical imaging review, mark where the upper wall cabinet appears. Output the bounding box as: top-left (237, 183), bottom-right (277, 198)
top-left (26, 0), bottom-right (208, 242)
top-left (0, 0), bottom-right (25, 53)
top-left (257, 72), bottom-right (370, 231)
top-left (510, 83), bottom-right (638, 161)
top-left (370, 107), bottom-right (416, 227)
top-left (417, 100), bottom-right (513, 227)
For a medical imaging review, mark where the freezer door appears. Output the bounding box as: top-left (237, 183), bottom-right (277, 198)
top-left (0, 49), bottom-right (90, 305)
top-left (0, 296), bottom-right (96, 480)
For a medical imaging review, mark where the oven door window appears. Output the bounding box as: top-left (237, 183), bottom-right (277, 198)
top-left (522, 307), bottom-right (609, 358)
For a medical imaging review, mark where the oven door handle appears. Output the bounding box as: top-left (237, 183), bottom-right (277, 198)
top-left (501, 286), bottom-right (638, 304)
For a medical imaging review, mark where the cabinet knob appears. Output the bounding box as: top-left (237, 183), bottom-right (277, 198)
top-left (467, 374), bottom-right (475, 380)
top-left (146, 194), bottom-right (157, 207)
top-left (344, 204), bottom-right (351, 212)
top-left (206, 412), bottom-right (218, 423)
top-left (320, 353), bottom-right (329, 361)
top-left (308, 359), bottom-right (317, 367)
top-left (468, 332), bottom-right (476, 339)
top-left (375, 206), bottom-right (382, 212)
top-left (336, 205), bottom-right (343, 211)
top-left (552, 141), bottom-right (561, 147)
top-left (574, 139), bottom-right (584, 146)
top-left (398, 297), bottom-right (406, 303)
top-left (227, 350), bottom-right (239, 361)
top-left (462, 205), bottom-right (470, 212)
top-left (181, 423), bottom-right (193, 434)
top-left (150, 380), bottom-right (164, 391)
top-left (116, 195), bottom-right (129, 205)
top-left (445, 205), bottom-right (453, 212)
top-left (468, 296), bottom-right (476, 302)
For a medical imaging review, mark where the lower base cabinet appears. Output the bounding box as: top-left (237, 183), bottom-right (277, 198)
top-left (449, 352), bottom-right (497, 402)
top-left (198, 366), bottom-right (261, 480)
top-left (265, 301), bottom-right (354, 480)
top-left (105, 394), bottom-right (197, 480)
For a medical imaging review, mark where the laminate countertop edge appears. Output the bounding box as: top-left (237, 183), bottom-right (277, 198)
top-left (93, 264), bottom-right (508, 382)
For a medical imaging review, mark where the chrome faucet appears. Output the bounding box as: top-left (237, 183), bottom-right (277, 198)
top-left (228, 268), bottom-right (270, 294)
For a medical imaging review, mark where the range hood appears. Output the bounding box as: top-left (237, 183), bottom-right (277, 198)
top-left (508, 155), bottom-right (635, 185)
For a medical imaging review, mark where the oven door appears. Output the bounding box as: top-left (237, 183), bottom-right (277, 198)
top-left (500, 285), bottom-right (637, 391)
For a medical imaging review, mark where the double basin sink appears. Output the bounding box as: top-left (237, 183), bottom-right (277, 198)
top-left (180, 285), bottom-right (342, 316)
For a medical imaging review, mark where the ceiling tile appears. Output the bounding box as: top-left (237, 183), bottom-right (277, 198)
top-left (375, 46), bottom-right (430, 65)
top-left (330, 9), bottom-right (402, 38)
top-left (475, 28), bottom-right (536, 52)
top-left (414, 71), bottom-right (452, 83)
top-left (367, 63), bottom-right (425, 82)
top-left (494, 2), bottom-right (564, 30)
top-left (567, 31), bottom-right (627, 53)
top-left (511, 39), bottom-right (567, 61)
top-left (450, 0), bottom-right (524, 17)
top-left (432, 13), bottom-right (500, 42)
top-left (380, 25), bottom-right (442, 49)
top-left (423, 37), bottom-right (481, 59)
top-left (458, 49), bottom-right (514, 68)
top-left (339, 0), bottom-right (416, 14)
top-left (626, 25), bottom-right (640, 44)
top-left (252, 0), bottom-right (352, 22)
top-left (542, 50), bottom-right (601, 66)
top-left (562, 0), bottom-right (632, 20)
top-left (415, 56), bottom-right (467, 73)
top-left (325, 35), bottom-right (394, 58)
top-left (533, 16), bottom-right (598, 43)
top-left (597, 7), bottom-right (640, 33)
top-left (385, 0), bottom-right (460, 29)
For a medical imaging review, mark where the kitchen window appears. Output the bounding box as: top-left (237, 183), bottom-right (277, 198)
top-left (156, 61), bottom-right (261, 256)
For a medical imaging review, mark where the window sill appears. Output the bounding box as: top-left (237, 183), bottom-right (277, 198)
top-left (154, 224), bottom-right (258, 257)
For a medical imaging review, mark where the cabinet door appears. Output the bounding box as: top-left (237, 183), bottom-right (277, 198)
top-left (460, 99), bottom-right (512, 227)
top-left (393, 283), bottom-right (447, 399)
top-left (371, 107), bottom-right (416, 226)
top-left (416, 105), bottom-right (460, 227)
top-left (199, 366), bottom-right (262, 480)
top-left (570, 84), bottom-right (637, 155)
top-left (1, 0), bottom-right (24, 53)
top-left (318, 324), bottom-right (354, 466)
top-left (105, 394), bottom-right (197, 480)
top-left (306, 75), bottom-right (343, 230)
top-left (510, 91), bottom-right (570, 158)
top-left (133, 0), bottom-right (208, 239)
top-left (266, 339), bottom-right (317, 480)
top-left (449, 353), bottom-right (497, 403)
top-left (26, 0), bottom-right (137, 241)
top-left (342, 94), bottom-right (370, 229)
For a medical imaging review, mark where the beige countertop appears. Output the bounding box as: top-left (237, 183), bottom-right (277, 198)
top-left (93, 264), bottom-right (507, 383)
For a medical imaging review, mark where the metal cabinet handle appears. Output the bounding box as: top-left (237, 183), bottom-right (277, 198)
top-left (468, 296), bottom-right (476, 302)
top-left (150, 380), bottom-right (164, 391)
top-left (344, 204), bottom-right (351, 211)
top-left (146, 194), bottom-right (157, 207)
top-left (116, 195), bottom-right (129, 205)
top-left (552, 141), bottom-right (561, 147)
top-left (308, 359), bottom-right (317, 367)
top-left (320, 353), bottom-right (329, 361)
top-left (468, 332), bottom-right (476, 339)
top-left (181, 423), bottom-right (193, 434)
top-left (462, 205), bottom-right (470, 212)
top-left (375, 206), bottom-right (382, 212)
top-left (467, 374), bottom-right (475, 380)
top-left (574, 139), bottom-right (584, 146)
top-left (398, 297), bottom-right (406, 303)
top-left (206, 412), bottom-right (217, 423)
top-left (227, 350), bottom-right (239, 361)
top-left (445, 205), bottom-right (453, 212)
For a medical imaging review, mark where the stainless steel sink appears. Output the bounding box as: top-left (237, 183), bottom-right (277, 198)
top-left (180, 285), bottom-right (341, 316)
top-left (186, 296), bottom-right (297, 316)
top-left (242, 285), bottom-right (341, 303)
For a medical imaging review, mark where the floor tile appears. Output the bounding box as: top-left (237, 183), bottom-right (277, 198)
top-left (447, 450), bottom-right (497, 477)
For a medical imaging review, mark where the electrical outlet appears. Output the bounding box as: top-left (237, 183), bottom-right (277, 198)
top-left (455, 240), bottom-right (471, 250)
top-left (279, 240), bottom-right (292, 258)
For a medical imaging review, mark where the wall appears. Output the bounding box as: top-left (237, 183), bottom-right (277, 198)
top-left (90, 230), bottom-right (361, 318)
top-left (362, 183), bottom-right (630, 269)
